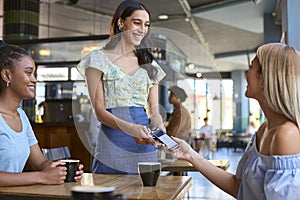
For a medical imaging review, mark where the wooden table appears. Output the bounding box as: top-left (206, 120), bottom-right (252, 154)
top-left (0, 173), bottom-right (192, 200)
top-left (162, 159), bottom-right (230, 174)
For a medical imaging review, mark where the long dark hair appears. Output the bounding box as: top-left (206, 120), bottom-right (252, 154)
top-left (104, 0), bottom-right (158, 80)
top-left (0, 40), bottom-right (30, 93)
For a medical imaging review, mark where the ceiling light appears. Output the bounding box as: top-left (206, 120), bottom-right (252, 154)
top-left (188, 63), bottom-right (194, 69)
top-left (196, 72), bottom-right (202, 78)
top-left (158, 14), bottom-right (168, 20)
top-left (39, 49), bottom-right (51, 57)
top-left (185, 17), bottom-right (190, 22)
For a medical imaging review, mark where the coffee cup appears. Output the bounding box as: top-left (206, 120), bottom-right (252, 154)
top-left (71, 186), bottom-right (125, 200)
top-left (138, 162), bottom-right (161, 187)
top-left (60, 159), bottom-right (80, 182)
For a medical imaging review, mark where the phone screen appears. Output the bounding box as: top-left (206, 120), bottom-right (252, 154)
top-left (152, 129), bottom-right (179, 151)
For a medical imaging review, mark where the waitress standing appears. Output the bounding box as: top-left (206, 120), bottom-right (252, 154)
top-left (77, 0), bottom-right (166, 174)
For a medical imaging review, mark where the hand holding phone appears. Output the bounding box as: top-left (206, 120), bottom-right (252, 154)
top-left (149, 128), bottom-right (179, 151)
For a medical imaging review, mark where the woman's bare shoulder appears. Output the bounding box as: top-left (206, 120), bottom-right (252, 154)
top-left (271, 121), bottom-right (300, 155)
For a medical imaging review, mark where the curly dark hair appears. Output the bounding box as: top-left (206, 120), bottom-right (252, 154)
top-left (0, 40), bottom-right (30, 93)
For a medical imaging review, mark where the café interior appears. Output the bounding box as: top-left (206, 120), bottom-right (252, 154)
top-left (0, 0), bottom-right (299, 199)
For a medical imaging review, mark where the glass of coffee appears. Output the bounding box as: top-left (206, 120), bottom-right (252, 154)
top-left (138, 162), bottom-right (161, 187)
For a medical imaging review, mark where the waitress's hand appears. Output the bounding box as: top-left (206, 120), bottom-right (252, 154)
top-left (131, 124), bottom-right (158, 145)
top-left (163, 137), bottom-right (195, 162)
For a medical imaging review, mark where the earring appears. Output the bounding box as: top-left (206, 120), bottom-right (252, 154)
top-left (6, 82), bottom-right (10, 88)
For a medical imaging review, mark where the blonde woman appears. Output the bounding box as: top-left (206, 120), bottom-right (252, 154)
top-left (166, 43), bottom-right (300, 199)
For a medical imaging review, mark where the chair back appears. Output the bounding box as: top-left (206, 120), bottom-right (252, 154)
top-left (42, 146), bottom-right (71, 161)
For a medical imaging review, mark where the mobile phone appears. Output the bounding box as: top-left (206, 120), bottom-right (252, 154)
top-left (150, 128), bottom-right (179, 151)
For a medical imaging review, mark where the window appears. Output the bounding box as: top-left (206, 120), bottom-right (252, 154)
top-left (178, 78), bottom-right (233, 131)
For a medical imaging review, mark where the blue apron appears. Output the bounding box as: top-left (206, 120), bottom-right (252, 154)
top-left (92, 107), bottom-right (157, 174)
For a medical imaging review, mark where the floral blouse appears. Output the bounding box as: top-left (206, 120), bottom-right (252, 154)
top-left (77, 49), bottom-right (166, 109)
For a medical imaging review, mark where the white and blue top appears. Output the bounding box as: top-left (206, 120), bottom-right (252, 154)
top-left (236, 131), bottom-right (300, 199)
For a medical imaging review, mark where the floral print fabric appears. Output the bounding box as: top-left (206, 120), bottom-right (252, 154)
top-left (77, 49), bottom-right (166, 109)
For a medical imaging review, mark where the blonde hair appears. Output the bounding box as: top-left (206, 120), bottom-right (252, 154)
top-left (256, 43), bottom-right (300, 128)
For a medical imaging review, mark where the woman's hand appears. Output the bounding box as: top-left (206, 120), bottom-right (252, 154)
top-left (74, 164), bottom-right (84, 182)
top-left (39, 161), bottom-right (84, 184)
top-left (164, 137), bottom-right (195, 162)
top-left (132, 124), bottom-right (157, 145)
top-left (39, 160), bottom-right (67, 184)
